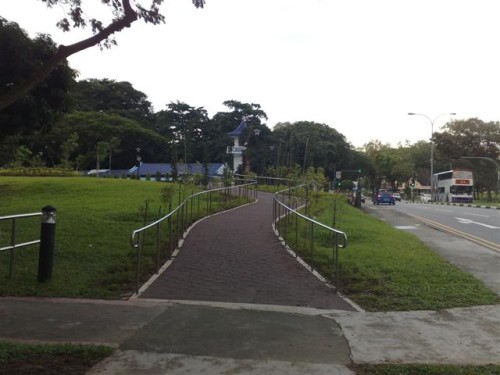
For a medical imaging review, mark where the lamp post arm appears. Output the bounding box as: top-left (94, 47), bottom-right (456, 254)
top-left (408, 112), bottom-right (456, 199)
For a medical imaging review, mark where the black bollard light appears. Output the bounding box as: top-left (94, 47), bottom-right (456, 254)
top-left (38, 205), bottom-right (56, 282)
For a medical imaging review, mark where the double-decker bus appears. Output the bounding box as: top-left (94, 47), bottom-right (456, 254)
top-left (431, 169), bottom-right (474, 203)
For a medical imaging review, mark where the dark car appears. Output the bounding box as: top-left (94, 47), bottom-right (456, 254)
top-left (374, 191), bottom-right (396, 205)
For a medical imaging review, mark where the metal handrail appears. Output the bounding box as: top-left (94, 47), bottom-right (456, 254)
top-left (130, 179), bottom-right (258, 294)
top-left (272, 183), bottom-right (347, 291)
top-left (0, 212), bottom-right (41, 278)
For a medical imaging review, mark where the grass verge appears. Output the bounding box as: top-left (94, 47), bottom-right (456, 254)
top-left (350, 364), bottom-right (500, 375)
top-left (279, 191), bottom-right (499, 311)
top-left (0, 341), bottom-right (113, 375)
top-left (0, 177), bottom-right (249, 298)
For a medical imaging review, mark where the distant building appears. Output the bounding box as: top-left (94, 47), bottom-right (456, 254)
top-left (86, 169), bottom-right (130, 177)
top-left (127, 163), bottom-right (225, 180)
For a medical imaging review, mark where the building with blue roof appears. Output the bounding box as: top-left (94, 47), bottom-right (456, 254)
top-left (128, 163), bottom-right (225, 180)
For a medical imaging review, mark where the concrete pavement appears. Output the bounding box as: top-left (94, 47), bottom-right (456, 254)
top-left (0, 297), bottom-right (498, 374)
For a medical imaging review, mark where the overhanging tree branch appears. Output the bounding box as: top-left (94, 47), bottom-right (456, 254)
top-left (0, 0), bottom-right (205, 112)
top-left (0, 0), bottom-right (139, 111)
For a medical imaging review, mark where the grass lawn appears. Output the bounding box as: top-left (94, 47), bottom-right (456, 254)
top-left (350, 364), bottom-right (500, 375)
top-left (1, 180), bottom-right (498, 374)
top-left (283, 191), bottom-right (499, 311)
top-left (0, 176), bottom-right (246, 298)
top-left (0, 341), bottom-right (113, 375)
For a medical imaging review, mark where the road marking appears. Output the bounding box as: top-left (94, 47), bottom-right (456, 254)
top-left (455, 217), bottom-right (499, 229)
top-left (463, 212), bottom-right (490, 218)
top-left (395, 226), bottom-right (418, 230)
top-left (404, 214), bottom-right (500, 253)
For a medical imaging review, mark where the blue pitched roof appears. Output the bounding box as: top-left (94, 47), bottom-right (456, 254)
top-left (128, 163), bottom-right (224, 176)
top-left (227, 120), bottom-right (247, 137)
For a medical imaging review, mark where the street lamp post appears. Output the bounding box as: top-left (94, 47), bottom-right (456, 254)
top-left (408, 112), bottom-right (456, 199)
top-left (136, 147), bottom-right (141, 179)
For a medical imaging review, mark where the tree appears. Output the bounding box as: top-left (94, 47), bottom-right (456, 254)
top-left (434, 118), bottom-right (500, 162)
top-left (208, 100), bottom-right (269, 167)
top-left (363, 140), bottom-right (432, 190)
top-left (108, 137), bottom-right (121, 172)
top-left (156, 101), bottom-right (209, 166)
top-left (0, 0), bottom-right (205, 111)
top-left (272, 121), bottom-right (353, 180)
top-left (45, 111), bottom-right (169, 170)
top-left (95, 141), bottom-right (109, 177)
top-left (71, 79), bottom-right (155, 127)
top-left (0, 18), bottom-right (76, 140)
top-left (364, 140), bottom-right (405, 190)
top-left (9, 146), bottom-right (34, 168)
top-left (434, 118), bottom-right (500, 200)
top-left (60, 132), bottom-right (79, 169)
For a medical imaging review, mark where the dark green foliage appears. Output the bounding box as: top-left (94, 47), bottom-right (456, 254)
top-left (155, 101), bottom-right (210, 164)
top-left (279, 191), bottom-right (499, 311)
top-left (0, 341), bottom-right (113, 375)
top-left (272, 121), bottom-right (356, 181)
top-left (0, 17), bottom-right (76, 143)
top-left (45, 111), bottom-right (169, 169)
top-left (0, 177), bottom-right (254, 298)
top-left (70, 79), bottom-right (155, 128)
top-left (351, 364), bottom-right (500, 375)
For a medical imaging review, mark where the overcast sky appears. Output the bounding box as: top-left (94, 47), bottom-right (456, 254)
top-left (2, 0), bottom-right (499, 148)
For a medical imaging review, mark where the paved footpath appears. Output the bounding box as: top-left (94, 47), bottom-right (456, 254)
top-left (0, 193), bottom-right (498, 374)
top-left (138, 192), bottom-right (356, 311)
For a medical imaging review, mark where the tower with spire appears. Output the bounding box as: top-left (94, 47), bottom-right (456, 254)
top-left (226, 118), bottom-right (247, 172)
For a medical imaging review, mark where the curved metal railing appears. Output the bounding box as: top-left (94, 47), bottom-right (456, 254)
top-left (272, 183), bottom-right (347, 291)
top-left (130, 179), bottom-right (257, 294)
top-left (0, 212), bottom-right (41, 278)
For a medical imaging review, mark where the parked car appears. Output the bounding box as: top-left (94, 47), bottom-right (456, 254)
top-left (374, 191), bottom-right (396, 205)
top-left (393, 192), bottom-right (401, 201)
top-left (420, 193), bottom-right (432, 203)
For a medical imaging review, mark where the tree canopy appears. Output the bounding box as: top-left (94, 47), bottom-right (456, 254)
top-left (71, 78), bottom-right (155, 127)
top-left (0, 0), bottom-right (205, 111)
top-left (0, 18), bottom-right (76, 141)
top-left (434, 118), bottom-right (500, 199)
top-left (272, 121), bottom-right (354, 179)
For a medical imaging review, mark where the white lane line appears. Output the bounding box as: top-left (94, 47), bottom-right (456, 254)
top-left (455, 217), bottom-right (499, 229)
top-left (463, 212), bottom-right (490, 218)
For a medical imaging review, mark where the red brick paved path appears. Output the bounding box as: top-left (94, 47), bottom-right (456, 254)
top-left (140, 192), bottom-right (355, 311)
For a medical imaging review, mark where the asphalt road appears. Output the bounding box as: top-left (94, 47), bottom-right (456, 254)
top-left (366, 199), bottom-right (500, 251)
top-left (397, 202), bottom-right (499, 245)
top-left (363, 201), bottom-right (500, 294)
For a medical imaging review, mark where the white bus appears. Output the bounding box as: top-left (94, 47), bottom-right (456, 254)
top-left (431, 169), bottom-right (474, 203)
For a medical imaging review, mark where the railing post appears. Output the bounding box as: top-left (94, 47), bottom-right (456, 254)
top-left (167, 201), bottom-right (172, 251)
top-left (136, 233), bottom-right (142, 294)
top-left (295, 212), bottom-right (298, 258)
top-left (38, 205), bottom-right (56, 282)
top-left (310, 221), bottom-right (314, 272)
top-left (334, 233), bottom-right (339, 292)
top-left (8, 218), bottom-right (16, 278)
top-left (156, 222), bottom-right (161, 272)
